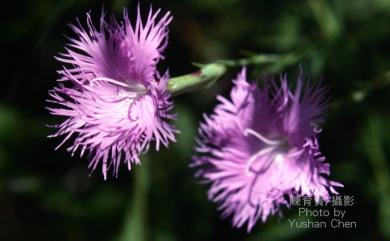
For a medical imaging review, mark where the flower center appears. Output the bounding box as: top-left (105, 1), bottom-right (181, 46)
top-left (243, 128), bottom-right (288, 176)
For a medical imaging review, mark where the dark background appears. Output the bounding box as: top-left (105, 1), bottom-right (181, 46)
top-left (1, 0), bottom-right (390, 240)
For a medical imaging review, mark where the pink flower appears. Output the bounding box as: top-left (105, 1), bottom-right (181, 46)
top-left (192, 68), bottom-right (343, 232)
top-left (47, 6), bottom-right (177, 179)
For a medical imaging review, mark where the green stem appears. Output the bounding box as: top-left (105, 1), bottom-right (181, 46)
top-left (167, 63), bottom-right (226, 96)
top-left (167, 44), bottom-right (317, 96)
top-left (118, 159), bottom-right (149, 241)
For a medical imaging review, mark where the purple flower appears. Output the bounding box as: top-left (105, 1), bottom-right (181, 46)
top-left (192, 68), bottom-right (343, 232)
top-left (47, 6), bottom-right (177, 179)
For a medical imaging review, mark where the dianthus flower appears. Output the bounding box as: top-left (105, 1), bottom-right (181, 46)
top-left (192, 68), bottom-right (343, 232)
top-left (47, 6), bottom-right (177, 179)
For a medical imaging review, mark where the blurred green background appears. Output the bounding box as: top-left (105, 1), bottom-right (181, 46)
top-left (1, 0), bottom-right (390, 240)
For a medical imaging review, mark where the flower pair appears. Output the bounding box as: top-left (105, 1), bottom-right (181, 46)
top-left (47, 6), bottom-right (342, 232)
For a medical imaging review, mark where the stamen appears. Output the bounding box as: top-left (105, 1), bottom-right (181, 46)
top-left (290, 149), bottom-right (304, 157)
top-left (245, 146), bottom-right (275, 176)
top-left (91, 77), bottom-right (147, 93)
top-left (244, 128), bottom-right (280, 146)
top-left (91, 77), bottom-right (130, 87)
